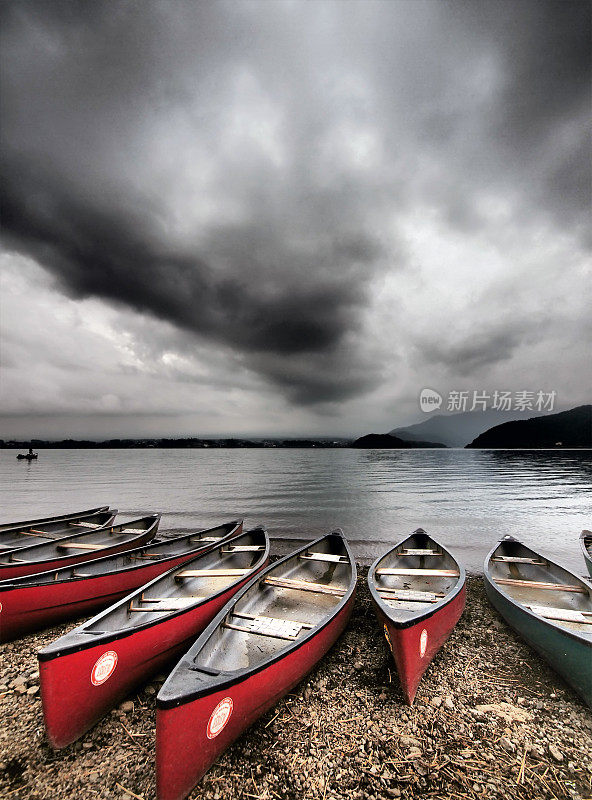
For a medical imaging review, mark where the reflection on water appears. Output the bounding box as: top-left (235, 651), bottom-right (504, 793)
top-left (1, 448), bottom-right (590, 574)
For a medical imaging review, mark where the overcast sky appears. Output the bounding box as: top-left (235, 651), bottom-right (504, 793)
top-left (0, 0), bottom-right (590, 439)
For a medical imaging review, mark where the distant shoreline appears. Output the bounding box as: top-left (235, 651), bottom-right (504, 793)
top-left (2, 440), bottom-right (591, 451)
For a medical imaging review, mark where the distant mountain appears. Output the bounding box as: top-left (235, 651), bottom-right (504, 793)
top-left (352, 433), bottom-right (446, 448)
top-left (390, 409), bottom-right (546, 448)
top-left (466, 405), bottom-right (592, 448)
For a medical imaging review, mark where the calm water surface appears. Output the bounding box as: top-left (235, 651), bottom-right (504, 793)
top-left (1, 449), bottom-right (590, 574)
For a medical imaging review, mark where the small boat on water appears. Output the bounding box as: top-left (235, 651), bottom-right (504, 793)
top-left (580, 530), bottom-right (592, 578)
top-left (0, 507), bottom-right (114, 553)
top-left (0, 511), bottom-right (166, 581)
top-left (368, 529), bottom-right (465, 705)
top-left (156, 530), bottom-right (356, 800)
top-left (484, 536), bottom-right (592, 708)
top-left (16, 447), bottom-right (38, 460)
top-left (39, 527), bottom-right (269, 749)
top-left (2, 513), bottom-right (244, 642)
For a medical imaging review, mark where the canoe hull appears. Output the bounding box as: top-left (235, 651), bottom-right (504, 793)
top-left (0, 528), bottom-right (155, 581)
top-left (39, 566), bottom-right (266, 749)
top-left (372, 585), bottom-right (465, 705)
top-left (156, 593), bottom-right (355, 800)
top-left (0, 550), bottom-right (205, 643)
top-left (484, 579), bottom-right (592, 707)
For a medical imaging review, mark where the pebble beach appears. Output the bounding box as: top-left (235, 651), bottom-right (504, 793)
top-left (1, 573), bottom-right (591, 800)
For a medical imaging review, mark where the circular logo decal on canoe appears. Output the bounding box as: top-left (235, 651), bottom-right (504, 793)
top-left (419, 629), bottom-right (428, 658)
top-left (383, 624), bottom-right (393, 651)
top-left (207, 697), bottom-right (233, 739)
top-left (91, 651), bottom-right (118, 686)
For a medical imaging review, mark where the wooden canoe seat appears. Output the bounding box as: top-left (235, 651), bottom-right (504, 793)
top-left (189, 536), bottom-right (223, 543)
top-left (71, 571), bottom-right (92, 577)
top-left (376, 568), bottom-right (459, 577)
top-left (494, 577), bottom-right (587, 593)
top-left (223, 612), bottom-right (312, 641)
top-left (130, 597), bottom-right (204, 612)
top-left (56, 542), bottom-right (104, 551)
top-left (12, 529), bottom-right (55, 540)
top-left (398, 549), bottom-right (442, 557)
top-left (378, 588), bottom-right (443, 603)
top-left (120, 528), bottom-right (143, 533)
top-left (527, 604), bottom-right (592, 624)
top-left (69, 522), bottom-right (102, 528)
top-left (221, 545), bottom-right (265, 553)
top-left (1, 556), bottom-right (31, 563)
top-left (175, 568), bottom-right (249, 579)
top-left (492, 556), bottom-right (546, 565)
top-left (299, 552), bottom-right (348, 564)
top-left (263, 576), bottom-right (346, 596)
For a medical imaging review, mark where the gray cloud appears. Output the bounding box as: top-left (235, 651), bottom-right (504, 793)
top-left (0, 0), bottom-right (589, 428)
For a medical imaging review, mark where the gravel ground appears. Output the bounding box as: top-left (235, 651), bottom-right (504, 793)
top-left (1, 573), bottom-right (591, 800)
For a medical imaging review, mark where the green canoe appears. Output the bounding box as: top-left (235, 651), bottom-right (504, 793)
top-left (484, 536), bottom-right (592, 708)
top-left (580, 530), bottom-right (592, 579)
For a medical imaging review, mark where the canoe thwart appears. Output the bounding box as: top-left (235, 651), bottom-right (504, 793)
top-left (262, 576), bottom-right (346, 596)
top-left (220, 545), bottom-right (265, 553)
top-left (299, 552), bottom-right (349, 564)
top-left (398, 549), bottom-right (442, 557)
top-left (129, 597), bottom-right (204, 612)
top-left (175, 568), bottom-right (249, 579)
top-left (494, 577), bottom-right (588, 593)
top-left (527, 604), bottom-right (592, 624)
top-left (492, 556), bottom-right (546, 565)
top-left (56, 543), bottom-right (104, 551)
top-left (376, 568), bottom-right (460, 577)
top-left (223, 613), bottom-right (307, 640)
top-left (189, 536), bottom-right (223, 543)
top-left (68, 522), bottom-right (102, 528)
top-left (378, 588), bottom-right (441, 603)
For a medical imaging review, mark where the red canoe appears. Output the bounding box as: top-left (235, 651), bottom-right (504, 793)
top-left (0, 517), bottom-right (242, 642)
top-left (0, 511), bottom-right (175, 580)
top-left (368, 529), bottom-right (465, 705)
top-left (38, 527), bottom-right (269, 749)
top-left (156, 530), bottom-right (356, 800)
top-left (0, 507), bottom-right (114, 553)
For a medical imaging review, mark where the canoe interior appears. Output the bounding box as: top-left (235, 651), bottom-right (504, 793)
top-left (0, 512), bottom-right (163, 565)
top-left (370, 531), bottom-right (463, 624)
top-left (193, 533), bottom-right (353, 675)
top-left (581, 531), bottom-right (592, 560)
top-left (0, 519), bottom-right (240, 588)
top-left (0, 510), bottom-right (115, 552)
top-left (81, 528), bottom-right (268, 634)
top-left (487, 539), bottom-right (592, 636)
top-left (0, 506), bottom-right (109, 533)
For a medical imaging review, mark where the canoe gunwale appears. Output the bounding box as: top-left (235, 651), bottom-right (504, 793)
top-left (0, 518), bottom-right (241, 591)
top-left (483, 538), bottom-right (592, 648)
top-left (157, 530), bottom-right (357, 710)
top-left (367, 533), bottom-right (465, 630)
top-left (37, 526), bottom-right (267, 663)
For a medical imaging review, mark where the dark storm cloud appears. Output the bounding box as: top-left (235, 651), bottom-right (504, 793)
top-left (454, 0), bottom-right (591, 222)
top-left (0, 0), bottom-right (589, 410)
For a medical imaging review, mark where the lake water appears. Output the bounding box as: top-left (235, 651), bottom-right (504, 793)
top-left (1, 448), bottom-right (590, 575)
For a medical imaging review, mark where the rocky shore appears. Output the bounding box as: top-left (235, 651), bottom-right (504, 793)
top-left (1, 574), bottom-right (590, 800)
